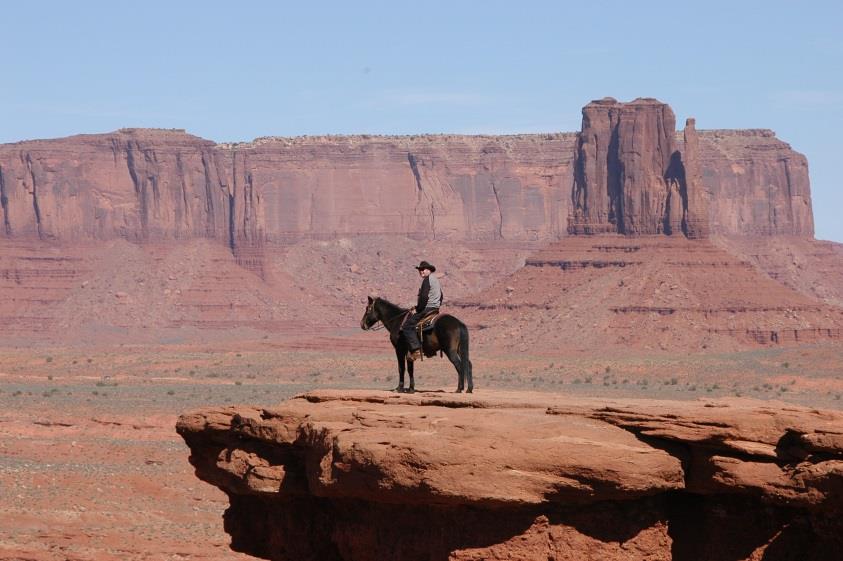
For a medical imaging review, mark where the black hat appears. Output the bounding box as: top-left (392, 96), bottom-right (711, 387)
top-left (415, 261), bottom-right (436, 272)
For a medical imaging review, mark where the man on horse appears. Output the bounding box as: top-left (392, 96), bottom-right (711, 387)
top-left (402, 260), bottom-right (442, 362)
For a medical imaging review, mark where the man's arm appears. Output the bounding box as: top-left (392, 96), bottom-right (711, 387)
top-left (416, 277), bottom-right (430, 311)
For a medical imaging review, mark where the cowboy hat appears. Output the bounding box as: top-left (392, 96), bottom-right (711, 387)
top-left (415, 260), bottom-right (436, 272)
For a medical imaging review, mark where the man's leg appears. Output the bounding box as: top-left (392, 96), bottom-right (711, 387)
top-left (402, 311), bottom-right (424, 360)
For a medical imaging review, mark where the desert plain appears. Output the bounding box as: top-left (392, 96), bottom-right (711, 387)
top-left (1, 97), bottom-right (842, 560)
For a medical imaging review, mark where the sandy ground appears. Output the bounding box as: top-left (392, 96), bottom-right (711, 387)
top-left (1, 341), bottom-right (842, 560)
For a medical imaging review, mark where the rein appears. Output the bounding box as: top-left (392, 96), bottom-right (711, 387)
top-left (368, 308), bottom-right (411, 332)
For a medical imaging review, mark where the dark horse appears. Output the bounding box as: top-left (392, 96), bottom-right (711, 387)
top-left (360, 296), bottom-right (473, 393)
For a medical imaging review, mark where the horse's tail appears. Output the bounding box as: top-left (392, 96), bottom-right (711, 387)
top-left (459, 322), bottom-right (473, 391)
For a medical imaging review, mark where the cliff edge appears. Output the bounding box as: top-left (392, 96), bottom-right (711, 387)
top-left (177, 389), bottom-right (843, 561)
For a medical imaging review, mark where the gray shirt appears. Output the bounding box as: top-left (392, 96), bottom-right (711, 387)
top-left (417, 273), bottom-right (443, 311)
top-left (426, 273), bottom-right (442, 309)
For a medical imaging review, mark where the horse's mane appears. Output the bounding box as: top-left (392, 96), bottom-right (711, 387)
top-left (374, 297), bottom-right (408, 315)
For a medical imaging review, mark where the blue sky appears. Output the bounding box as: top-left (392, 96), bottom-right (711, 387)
top-left (3, 1), bottom-right (841, 241)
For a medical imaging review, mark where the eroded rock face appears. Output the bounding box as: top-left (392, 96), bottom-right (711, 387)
top-left (569, 98), bottom-right (712, 238)
top-left (698, 129), bottom-right (813, 236)
top-left (680, 118), bottom-right (710, 238)
top-left (177, 390), bottom-right (843, 561)
top-left (0, 104), bottom-right (814, 244)
top-left (0, 131), bottom-right (575, 243)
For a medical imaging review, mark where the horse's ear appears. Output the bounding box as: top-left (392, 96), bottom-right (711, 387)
top-left (367, 295), bottom-right (374, 304)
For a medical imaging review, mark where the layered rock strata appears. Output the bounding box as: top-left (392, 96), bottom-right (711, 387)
top-left (178, 389), bottom-right (843, 561)
top-left (453, 236), bottom-right (843, 352)
top-left (699, 129), bottom-right (813, 236)
top-left (0, 131), bottom-right (575, 244)
top-left (0, 105), bottom-right (813, 245)
top-left (568, 98), bottom-right (710, 237)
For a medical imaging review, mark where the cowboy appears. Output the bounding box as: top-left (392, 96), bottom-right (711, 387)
top-left (402, 260), bottom-right (442, 362)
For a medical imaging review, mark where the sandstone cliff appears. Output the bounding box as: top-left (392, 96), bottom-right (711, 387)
top-left (177, 389), bottom-right (843, 561)
top-left (0, 102), bottom-right (814, 244)
top-left (0, 131), bottom-right (575, 243)
top-left (698, 128), bottom-right (813, 236)
top-left (569, 97), bottom-right (685, 235)
top-left (567, 98), bottom-right (792, 239)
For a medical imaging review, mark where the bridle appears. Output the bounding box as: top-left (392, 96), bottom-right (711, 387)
top-left (363, 300), bottom-right (410, 332)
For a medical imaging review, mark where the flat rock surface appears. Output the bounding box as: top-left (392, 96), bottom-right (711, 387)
top-left (177, 390), bottom-right (843, 560)
top-left (179, 389), bottom-right (843, 508)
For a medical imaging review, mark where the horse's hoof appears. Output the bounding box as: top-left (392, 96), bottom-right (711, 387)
top-left (406, 387), bottom-right (416, 394)
top-left (392, 387), bottom-right (405, 393)
top-left (467, 389), bottom-right (473, 393)
top-left (456, 389), bottom-right (463, 393)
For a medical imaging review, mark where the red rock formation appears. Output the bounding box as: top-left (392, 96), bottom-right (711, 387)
top-left (696, 129), bottom-right (814, 236)
top-left (0, 131), bottom-right (575, 244)
top-left (177, 389), bottom-right (843, 561)
top-left (569, 98), bottom-right (712, 238)
top-left (0, 105), bottom-right (815, 245)
top-left (452, 236), bottom-right (843, 352)
top-left (680, 118), bottom-right (710, 238)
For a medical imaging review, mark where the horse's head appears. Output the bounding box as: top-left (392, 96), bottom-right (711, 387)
top-left (360, 296), bottom-right (379, 330)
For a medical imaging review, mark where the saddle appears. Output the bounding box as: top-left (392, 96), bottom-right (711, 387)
top-left (417, 309), bottom-right (440, 337)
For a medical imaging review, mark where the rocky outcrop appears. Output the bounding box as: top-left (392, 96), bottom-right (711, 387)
top-left (452, 236), bottom-right (843, 352)
top-left (0, 131), bottom-right (575, 243)
top-left (698, 129), bottom-right (813, 236)
top-left (569, 98), bottom-right (710, 238)
top-left (177, 389), bottom-right (843, 561)
top-left (680, 118), bottom-right (710, 238)
top-left (0, 100), bottom-right (814, 244)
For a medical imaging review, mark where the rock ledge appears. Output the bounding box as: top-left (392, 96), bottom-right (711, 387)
top-left (177, 390), bottom-right (843, 560)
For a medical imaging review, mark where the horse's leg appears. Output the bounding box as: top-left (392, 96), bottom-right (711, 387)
top-left (445, 346), bottom-right (464, 393)
top-left (407, 359), bottom-right (415, 393)
top-left (457, 325), bottom-right (472, 394)
top-left (462, 327), bottom-right (472, 393)
top-left (406, 333), bottom-right (416, 393)
top-left (466, 360), bottom-right (473, 393)
top-left (393, 345), bottom-right (406, 393)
